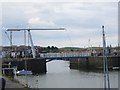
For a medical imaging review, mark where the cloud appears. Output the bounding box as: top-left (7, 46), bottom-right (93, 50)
top-left (28, 17), bottom-right (57, 28)
top-left (0, 4), bottom-right (2, 46)
top-left (1, 0), bottom-right (119, 3)
top-left (2, 2), bottom-right (118, 47)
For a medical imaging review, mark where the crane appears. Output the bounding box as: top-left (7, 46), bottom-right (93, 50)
top-left (6, 28), bottom-right (65, 58)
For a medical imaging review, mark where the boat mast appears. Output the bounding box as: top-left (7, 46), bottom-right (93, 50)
top-left (102, 25), bottom-right (110, 90)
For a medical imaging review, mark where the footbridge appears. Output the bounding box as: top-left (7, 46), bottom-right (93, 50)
top-left (39, 52), bottom-right (91, 61)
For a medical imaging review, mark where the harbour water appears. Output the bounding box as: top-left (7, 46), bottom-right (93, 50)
top-left (15, 60), bottom-right (118, 88)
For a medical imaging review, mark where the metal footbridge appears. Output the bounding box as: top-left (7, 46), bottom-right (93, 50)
top-left (39, 52), bottom-right (91, 61)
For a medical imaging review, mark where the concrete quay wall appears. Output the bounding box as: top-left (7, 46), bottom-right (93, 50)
top-left (2, 58), bottom-right (47, 75)
top-left (69, 56), bottom-right (119, 70)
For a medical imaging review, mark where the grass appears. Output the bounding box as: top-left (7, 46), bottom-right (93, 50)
top-left (5, 75), bottom-right (20, 83)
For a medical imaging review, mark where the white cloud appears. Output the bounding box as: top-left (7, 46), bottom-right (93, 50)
top-left (0, 3), bottom-right (2, 46)
top-left (2, 2), bottom-right (118, 47)
top-left (0, 0), bottom-right (119, 3)
top-left (28, 17), bottom-right (57, 28)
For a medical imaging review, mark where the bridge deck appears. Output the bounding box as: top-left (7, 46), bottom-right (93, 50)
top-left (45, 56), bottom-right (90, 60)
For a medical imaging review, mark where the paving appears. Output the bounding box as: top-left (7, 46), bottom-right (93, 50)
top-left (3, 76), bottom-right (24, 89)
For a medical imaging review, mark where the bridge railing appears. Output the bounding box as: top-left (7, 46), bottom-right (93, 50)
top-left (39, 52), bottom-right (91, 58)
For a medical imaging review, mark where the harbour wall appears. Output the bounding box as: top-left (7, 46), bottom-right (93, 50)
top-left (2, 58), bottom-right (47, 75)
top-left (69, 56), bottom-right (119, 70)
top-left (2, 56), bottom-right (119, 76)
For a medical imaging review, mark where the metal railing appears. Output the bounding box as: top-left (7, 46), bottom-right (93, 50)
top-left (39, 52), bottom-right (91, 58)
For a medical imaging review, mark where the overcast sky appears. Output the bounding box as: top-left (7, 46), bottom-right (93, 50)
top-left (1, 1), bottom-right (118, 48)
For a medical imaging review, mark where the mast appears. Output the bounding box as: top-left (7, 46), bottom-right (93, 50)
top-left (102, 26), bottom-right (110, 90)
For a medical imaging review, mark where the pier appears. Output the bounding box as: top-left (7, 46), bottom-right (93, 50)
top-left (2, 58), bottom-right (46, 75)
top-left (2, 55), bottom-right (119, 75)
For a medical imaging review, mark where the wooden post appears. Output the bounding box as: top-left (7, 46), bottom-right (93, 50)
top-left (86, 57), bottom-right (89, 69)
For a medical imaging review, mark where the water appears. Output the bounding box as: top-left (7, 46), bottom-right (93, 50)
top-left (15, 60), bottom-right (118, 88)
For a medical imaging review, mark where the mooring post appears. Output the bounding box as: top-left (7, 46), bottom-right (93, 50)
top-left (77, 58), bottom-right (80, 69)
top-left (86, 57), bottom-right (89, 69)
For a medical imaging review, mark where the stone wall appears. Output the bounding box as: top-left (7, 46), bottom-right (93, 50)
top-left (70, 56), bottom-right (119, 70)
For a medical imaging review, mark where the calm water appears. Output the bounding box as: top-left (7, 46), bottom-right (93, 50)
top-left (15, 60), bottom-right (118, 88)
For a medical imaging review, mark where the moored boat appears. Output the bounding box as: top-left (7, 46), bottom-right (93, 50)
top-left (16, 69), bottom-right (32, 75)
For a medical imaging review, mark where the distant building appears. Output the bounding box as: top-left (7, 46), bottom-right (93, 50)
top-left (1, 45), bottom-right (44, 58)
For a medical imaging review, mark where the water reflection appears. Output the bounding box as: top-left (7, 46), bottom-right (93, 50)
top-left (16, 60), bottom-right (118, 88)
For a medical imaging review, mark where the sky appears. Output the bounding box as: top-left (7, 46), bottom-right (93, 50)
top-left (1, 1), bottom-right (119, 48)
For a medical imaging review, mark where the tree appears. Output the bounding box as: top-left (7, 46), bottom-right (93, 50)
top-left (47, 46), bottom-right (51, 50)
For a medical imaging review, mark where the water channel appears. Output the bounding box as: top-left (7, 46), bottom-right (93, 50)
top-left (15, 60), bottom-right (118, 88)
